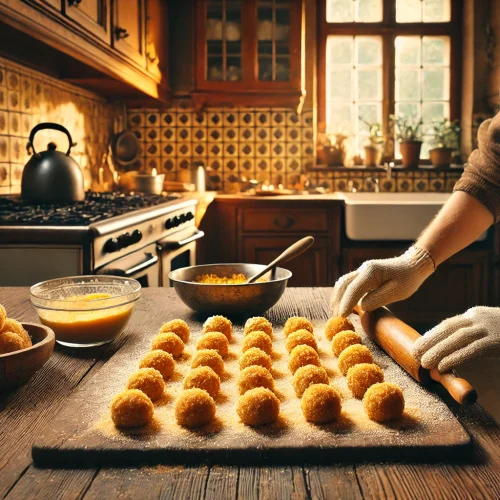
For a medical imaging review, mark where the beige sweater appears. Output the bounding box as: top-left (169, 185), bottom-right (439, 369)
top-left (454, 112), bottom-right (500, 223)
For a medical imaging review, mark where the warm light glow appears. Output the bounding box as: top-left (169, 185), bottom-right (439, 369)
top-left (197, 166), bottom-right (206, 194)
top-left (152, 168), bottom-right (158, 177)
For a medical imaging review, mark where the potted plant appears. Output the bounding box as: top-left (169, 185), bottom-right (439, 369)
top-left (361, 119), bottom-right (384, 167)
top-left (391, 115), bottom-right (423, 168)
top-left (318, 130), bottom-right (349, 167)
top-left (427, 119), bottom-right (460, 168)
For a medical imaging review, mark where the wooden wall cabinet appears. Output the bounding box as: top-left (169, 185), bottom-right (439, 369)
top-left (64, 0), bottom-right (111, 44)
top-left (112, 0), bottom-right (146, 66)
top-left (192, 0), bottom-right (305, 112)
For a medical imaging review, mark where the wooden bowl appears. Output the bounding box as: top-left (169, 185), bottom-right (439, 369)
top-left (0, 323), bottom-right (55, 390)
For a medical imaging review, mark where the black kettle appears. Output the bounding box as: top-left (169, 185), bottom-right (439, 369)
top-left (21, 123), bottom-right (85, 204)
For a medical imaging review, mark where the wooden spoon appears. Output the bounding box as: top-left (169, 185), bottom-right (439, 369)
top-left (246, 236), bottom-right (315, 284)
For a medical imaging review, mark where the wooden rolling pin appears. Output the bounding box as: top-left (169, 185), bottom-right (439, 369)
top-left (354, 305), bottom-right (477, 405)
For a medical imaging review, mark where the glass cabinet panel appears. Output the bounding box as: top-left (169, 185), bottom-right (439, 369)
top-left (257, 0), bottom-right (291, 82)
top-left (206, 0), bottom-right (242, 81)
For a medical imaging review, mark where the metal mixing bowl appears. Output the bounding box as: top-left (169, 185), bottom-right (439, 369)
top-left (168, 264), bottom-right (292, 315)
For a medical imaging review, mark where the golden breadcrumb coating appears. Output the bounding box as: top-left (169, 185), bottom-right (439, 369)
top-left (363, 382), bottom-right (405, 422)
top-left (237, 387), bottom-right (280, 426)
top-left (288, 345), bottom-right (320, 374)
top-left (244, 317), bottom-right (273, 338)
top-left (301, 384), bottom-right (342, 424)
top-left (293, 365), bottom-right (329, 398)
top-left (159, 319), bottom-right (190, 343)
top-left (347, 363), bottom-right (384, 399)
top-left (0, 304), bottom-right (6, 331)
top-left (1, 318), bottom-right (32, 348)
top-left (239, 347), bottom-right (272, 371)
top-left (183, 366), bottom-right (221, 399)
top-left (203, 315), bottom-right (233, 341)
top-left (241, 331), bottom-right (273, 355)
top-left (175, 388), bottom-right (216, 428)
top-left (127, 368), bottom-right (165, 401)
top-left (325, 317), bottom-right (354, 341)
top-left (196, 332), bottom-right (229, 358)
top-left (191, 349), bottom-right (225, 377)
top-left (0, 331), bottom-right (25, 354)
top-left (238, 365), bottom-right (274, 395)
top-left (139, 350), bottom-right (175, 380)
top-left (338, 344), bottom-right (373, 375)
top-left (151, 332), bottom-right (184, 358)
top-left (111, 389), bottom-right (154, 428)
top-left (283, 317), bottom-right (314, 337)
top-left (331, 330), bottom-right (362, 357)
top-left (285, 329), bottom-right (318, 353)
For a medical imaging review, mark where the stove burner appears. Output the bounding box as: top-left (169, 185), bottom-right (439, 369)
top-left (0, 192), bottom-right (180, 226)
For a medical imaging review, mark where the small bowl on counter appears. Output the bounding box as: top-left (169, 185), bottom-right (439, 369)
top-left (30, 276), bottom-right (141, 348)
top-left (0, 322), bottom-right (55, 390)
top-left (169, 263), bottom-right (292, 315)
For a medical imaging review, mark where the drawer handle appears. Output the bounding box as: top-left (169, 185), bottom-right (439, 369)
top-left (115, 27), bottom-right (130, 40)
top-left (68, 0), bottom-right (82, 5)
top-left (274, 216), bottom-right (295, 229)
top-left (147, 52), bottom-right (159, 64)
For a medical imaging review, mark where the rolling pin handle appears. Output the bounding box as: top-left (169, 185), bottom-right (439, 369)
top-left (430, 369), bottom-right (478, 406)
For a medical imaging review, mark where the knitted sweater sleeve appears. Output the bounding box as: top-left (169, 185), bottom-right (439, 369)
top-left (453, 112), bottom-right (500, 223)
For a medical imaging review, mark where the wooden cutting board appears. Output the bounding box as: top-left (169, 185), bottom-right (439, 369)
top-left (32, 289), bottom-right (470, 466)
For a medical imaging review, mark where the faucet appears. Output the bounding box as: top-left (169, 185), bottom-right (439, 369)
top-left (347, 179), bottom-right (357, 193)
top-left (366, 176), bottom-right (380, 193)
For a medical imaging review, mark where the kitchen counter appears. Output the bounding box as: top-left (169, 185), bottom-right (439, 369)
top-left (1, 287), bottom-right (499, 499)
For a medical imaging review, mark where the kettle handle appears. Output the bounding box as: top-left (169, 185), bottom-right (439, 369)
top-left (27, 123), bottom-right (77, 156)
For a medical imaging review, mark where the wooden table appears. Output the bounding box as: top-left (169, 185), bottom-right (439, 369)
top-left (1, 288), bottom-right (499, 500)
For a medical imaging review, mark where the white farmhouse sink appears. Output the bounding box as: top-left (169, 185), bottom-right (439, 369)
top-left (342, 192), bottom-right (487, 241)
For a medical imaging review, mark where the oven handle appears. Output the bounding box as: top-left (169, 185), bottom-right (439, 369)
top-left (124, 253), bottom-right (159, 276)
top-left (159, 229), bottom-right (205, 250)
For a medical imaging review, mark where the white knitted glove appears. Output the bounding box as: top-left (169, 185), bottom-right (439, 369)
top-left (330, 246), bottom-right (435, 317)
top-left (412, 306), bottom-right (500, 372)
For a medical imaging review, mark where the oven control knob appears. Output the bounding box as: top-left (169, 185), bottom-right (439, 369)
top-left (104, 237), bottom-right (119, 253)
top-left (131, 229), bottom-right (142, 243)
top-left (186, 212), bottom-right (194, 221)
top-left (118, 232), bottom-right (131, 249)
top-left (172, 215), bottom-right (181, 226)
top-left (179, 213), bottom-right (187, 223)
top-left (165, 218), bottom-right (174, 229)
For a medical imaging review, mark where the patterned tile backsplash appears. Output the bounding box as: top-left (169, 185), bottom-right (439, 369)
top-left (0, 56), bottom-right (116, 195)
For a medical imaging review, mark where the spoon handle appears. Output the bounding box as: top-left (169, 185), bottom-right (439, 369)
top-left (246, 236), bottom-right (315, 284)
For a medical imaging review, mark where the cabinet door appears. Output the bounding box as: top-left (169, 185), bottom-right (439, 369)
top-left (113, 0), bottom-right (146, 67)
top-left (241, 236), bottom-right (330, 287)
top-left (33, 0), bottom-right (61, 10)
top-left (64, 0), bottom-right (111, 44)
top-left (145, 0), bottom-right (167, 79)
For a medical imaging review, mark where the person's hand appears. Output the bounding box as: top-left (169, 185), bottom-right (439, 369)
top-left (411, 306), bottom-right (500, 372)
top-left (330, 246), bottom-right (435, 317)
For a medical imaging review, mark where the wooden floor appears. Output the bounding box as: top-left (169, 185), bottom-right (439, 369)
top-left (1, 287), bottom-right (500, 500)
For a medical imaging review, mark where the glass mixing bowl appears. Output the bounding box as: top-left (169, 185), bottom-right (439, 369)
top-left (30, 276), bottom-right (141, 347)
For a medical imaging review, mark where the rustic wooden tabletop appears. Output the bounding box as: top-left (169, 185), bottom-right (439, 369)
top-left (1, 287), bottom-right (499, 500)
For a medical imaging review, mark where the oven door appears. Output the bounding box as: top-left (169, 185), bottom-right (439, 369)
top-left (95, 243), bottom-right (160, 288)
top-left (158, 228), bottom-right (204, 287)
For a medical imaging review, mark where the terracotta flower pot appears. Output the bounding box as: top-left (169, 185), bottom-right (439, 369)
top-left (324, 146), bottom-right (346, 167)
top-left (429, 147), bottom-right (453, 168)
top-left (364, 145), bottom-right (381, 167)
top-left (400, 140), bottom-right (422, 168)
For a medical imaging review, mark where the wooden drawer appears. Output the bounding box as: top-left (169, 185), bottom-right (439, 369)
top-left (241, 209), bottom-right (328, 233)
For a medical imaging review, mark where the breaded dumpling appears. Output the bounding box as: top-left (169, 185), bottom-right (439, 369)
top-left (191, 349), bottom-right (225, 377)
top-left (347, 363), bottom-right (384, 399)
top-left (301, 384), bottom-right (341, 424)
top-left (363, 382), bottom-right (404, 422)
top-left (127, 368), bottom-right (165, 401)
top-left (239, 347), bottom-right (272, 371)
top-left (183, 366), bottom-right (221, 399)
top-left (244, 317), bottom-right (273, 338)
top-left (1, 318), bottom-right (32, 348)
top-left (285, 329), bottom-right (318, 353)
top-left (331, 330), bottom-right (362, 357)
top-left (0, 331), bottom-right (25, 354)
top-left (284, 316), bottom-right (313, 337)
top-left (203, 315), bottom-right (232, 341)
top-left (139, 350), bottom-right (175, 380)
top-left (196, 332), bottom-right (229, 358)
top-left (242, 331), bottom-right (272, 355)
top-left (111, 389), bottom-right (154, 428)
top-left (325, 317), bottom-right (354, 341)
top-left (338, 344), bottom-right (373, 375)
top-left (238, 365), bottom-right (274, 395)
top-left (288, 345), bottom-right (320, 374)
top-left (175, 388), bottom-right (216, 428)
top-left (152, 332), bottom-right (184, 358)
top-left (237, 387), bottom-right (280, 426)
top-left (159, 319), bottom-right (190, 343)
top-left (293, 365), bottom-right (329, 398)
top-left (0, 304), bottom-right (7, 331)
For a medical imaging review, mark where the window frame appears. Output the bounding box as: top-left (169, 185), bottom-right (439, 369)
top-left (317, 0), bottom-right (463, 161)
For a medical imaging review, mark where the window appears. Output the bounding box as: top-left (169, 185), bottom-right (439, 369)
top-left (318, 0), bottom-right (460, 161)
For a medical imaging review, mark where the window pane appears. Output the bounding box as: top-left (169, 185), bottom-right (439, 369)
top-left (357, 37), bottom-right (382, 65)
top-left (396, 0), bottom-right (450, 23)
top-left (423, 68), bottom-right (448, 100)
top-left (395, 37), bottom-right (421, 66)
top-left (423, 0), bottom-right (451, 22)
top-left (396, 0), bottom-right (421, 22)
top-left (423, 37), bottom-right (450, 65)
top-left (396, 69), bottom-right (421, 101)
top-left (327, 0), bottom-right (382, 22)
